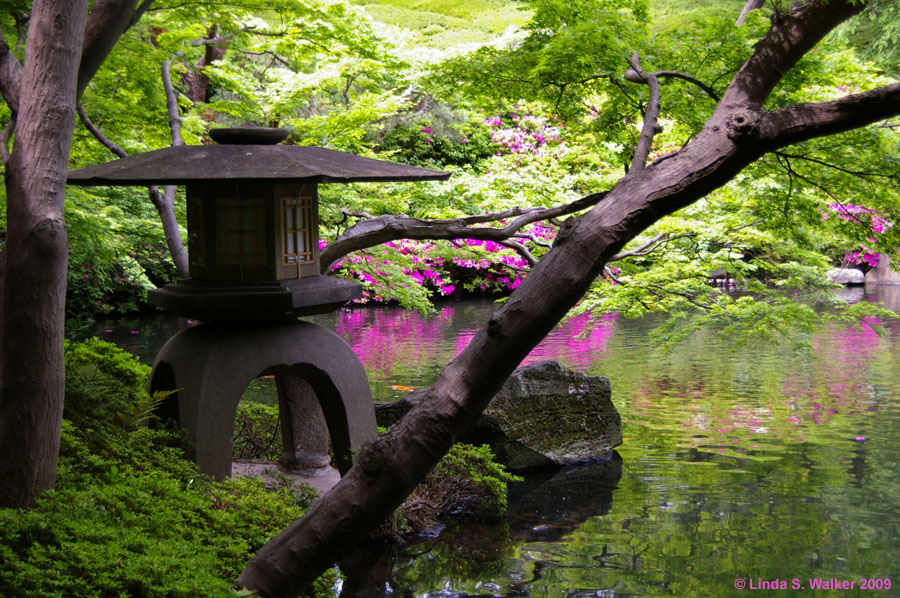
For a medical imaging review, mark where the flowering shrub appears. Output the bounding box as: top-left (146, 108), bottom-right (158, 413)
top-left (323, 222), bottom-right (557, 307)
top-left (826, 202), bottom-right (891, 269)
top-left (66, 241), bottom-right (178, 325)
top-left (482, 106), bottom-right (565, 158)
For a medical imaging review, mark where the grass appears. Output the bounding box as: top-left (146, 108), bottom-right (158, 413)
top-left (352, 0), bottom-right (758, 58)
top-left (351, 0), bottom-right (530, 55)
top-left (648, 0), bottom-right (750, 32)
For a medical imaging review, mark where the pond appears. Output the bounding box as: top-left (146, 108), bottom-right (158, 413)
top-left (91, 285), bottom-right (900, 597)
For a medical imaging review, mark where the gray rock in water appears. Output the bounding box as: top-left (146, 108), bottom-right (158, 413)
top-left (374, 360), bottom-right (622, 470)
top-left (828, 268), bottom-right (865, 285)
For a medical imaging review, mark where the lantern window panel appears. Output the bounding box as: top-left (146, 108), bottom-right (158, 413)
top-left (282, 196), bottom-right (314, 265)
top-left (188, 198), bottom-right (205, 266)
top-left (216, 197), bottom-right (267, 266)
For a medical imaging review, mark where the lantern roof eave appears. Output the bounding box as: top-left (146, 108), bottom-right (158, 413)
top-left (66, 144), bottom-right (451, 186)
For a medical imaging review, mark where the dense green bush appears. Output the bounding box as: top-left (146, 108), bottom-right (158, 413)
top-left (370, 104), bottom-right (496, 170)
top-left (0, 474), bottom-right (310, 598)
top-left (0, 339), bottom-right (333, 598)
top-left (63, 337), bottom-right (152, 431)
top-left (1, 340), bottom-right (517, 596)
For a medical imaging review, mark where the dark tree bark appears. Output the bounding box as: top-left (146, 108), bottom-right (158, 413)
top-left (237, 2), bottom-right (900, 595)
top-left (181, 24), bottom-right (229, 103)
top-left (78, 0), bottom-right (147, 100)
top-left (319, 193), bottom-right (604, 272)
top-left (0, 0), bottom-right (89, 508)
top-left (0, 0), bottom-right (154, 508)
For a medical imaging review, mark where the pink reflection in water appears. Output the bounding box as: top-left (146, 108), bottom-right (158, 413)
top-left (333, 305), bottom-right (618, 386)
top-left (454, 312), bottom-right (618, 367)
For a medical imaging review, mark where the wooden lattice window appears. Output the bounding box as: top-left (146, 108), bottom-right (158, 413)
top-left (281, 196), bottom-right (314, 265)
top-left (215, 196), bottom-right (266, 266)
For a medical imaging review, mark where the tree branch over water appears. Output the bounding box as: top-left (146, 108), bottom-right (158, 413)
top-left (319, 191), bottom-right (606, 272)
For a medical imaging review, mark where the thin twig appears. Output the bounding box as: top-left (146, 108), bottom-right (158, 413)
top-left (77, 104), bottom-right (128, 158)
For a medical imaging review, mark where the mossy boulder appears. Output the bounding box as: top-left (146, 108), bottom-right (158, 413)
top-left (376, 360), bottom-right (622, 470)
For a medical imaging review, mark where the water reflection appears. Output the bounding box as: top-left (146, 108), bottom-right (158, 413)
top-left (88, 287), bottom-right (900, 597)
top-left (506, 455), bottom-right (623, 543)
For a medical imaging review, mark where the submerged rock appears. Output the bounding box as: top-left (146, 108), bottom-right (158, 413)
top-left (375, 360), bottom-right (622, 470)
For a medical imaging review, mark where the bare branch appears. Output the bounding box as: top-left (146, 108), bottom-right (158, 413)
top-left (162, 56), bottom-right (185, 147)
top-left (513, 231), bottom-right (552, 249)
top-left (499, 240), bottom-right (538, 267)
top-left (760, 83), bottom-right (900, 149)
top-left (320, 192), bottom-right (606, 272)
top-left (736, 0), bottom-right (765, 25)
top-left (0, 28), bottom-right (22, 114)
top-left (236, 48), bottom-right (295, 71)
top-left (189, 33), bottom-right (235, 47)
top-left (13, 12), bottom-right (28, 54)
top-left (340, 208), bottom-right (375, 220)
top-left (774, 150), bottom-right (899, 180)
top-left (149, 185), bottom-right (189, 276)
top-left (652, 70), bottom-right (720, 102)
top-left (77, 104), bottom-right (128, 158)
top-left (180, 25), bottom-right (229, 103)
top-left (625, 53), bottom-right (662, 173)
top-left (135, 0), bottom-right (155, 24)
top-left (721, 1), bottom-right (865, 109)
top-left (79, 0), bottom-right (148, 100)
top-left (609, 233), bottom-right (667, 262)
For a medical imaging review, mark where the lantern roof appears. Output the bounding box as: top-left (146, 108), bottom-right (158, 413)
top-left (67, 127), bottom-right (450, 186)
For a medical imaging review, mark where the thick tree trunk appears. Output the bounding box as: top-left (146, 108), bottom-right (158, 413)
top-left (0, 0), bottom-right (88, 508)
top-left (181, 25), bottom-right (228, 103)
top-left (237, 3), bottom-right (900, 595)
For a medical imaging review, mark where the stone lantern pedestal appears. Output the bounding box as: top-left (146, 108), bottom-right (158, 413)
top-left (149, 321), bottom-right (376, 479)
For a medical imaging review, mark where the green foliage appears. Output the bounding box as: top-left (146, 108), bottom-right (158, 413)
top-left (371, 104), bottom-right (497, 169)
top-left (0, 338), bottom-right (335, 598)
top-left (837, 0), bottom-right (900, 76)
top-left (648, 0), bottom-right (746, 32)
top-left (233, 401), bottom-right (282, 461)
top-left (0, 470), bottom-right (312, 598)
top-left (63, 338), bottom-right (153, 432)
top-left (432, 0), bottom-right (650, 129)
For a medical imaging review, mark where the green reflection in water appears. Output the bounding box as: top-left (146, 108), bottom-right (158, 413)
top-left (381, 293), bottom-right (900, 597)
top-left (88, 290), bottom-right (900, 597)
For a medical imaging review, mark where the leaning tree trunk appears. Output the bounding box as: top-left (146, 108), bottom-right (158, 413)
top-left (237, 2), bottom-right (900, 595)
top-left (0, 0), bottom-right (88, 508)
top-left (236, 112), bottom-right (766, 598)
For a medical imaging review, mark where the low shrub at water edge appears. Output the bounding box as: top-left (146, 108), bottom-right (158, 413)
top-left (398, 443), bottom-right (522, 535)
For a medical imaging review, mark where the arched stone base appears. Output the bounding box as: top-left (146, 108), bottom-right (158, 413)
top-left (149, 321), bottom-right (376, 480)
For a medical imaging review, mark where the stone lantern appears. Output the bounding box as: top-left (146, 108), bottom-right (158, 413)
top-left (68, 128), bottom-right (449, 479)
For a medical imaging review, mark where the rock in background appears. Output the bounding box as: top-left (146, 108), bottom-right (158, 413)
top-left (375, 360), bottom-right (622, 470)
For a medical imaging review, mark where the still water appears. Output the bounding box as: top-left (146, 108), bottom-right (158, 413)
top-left (93, 285), bottom-right (900, 597)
